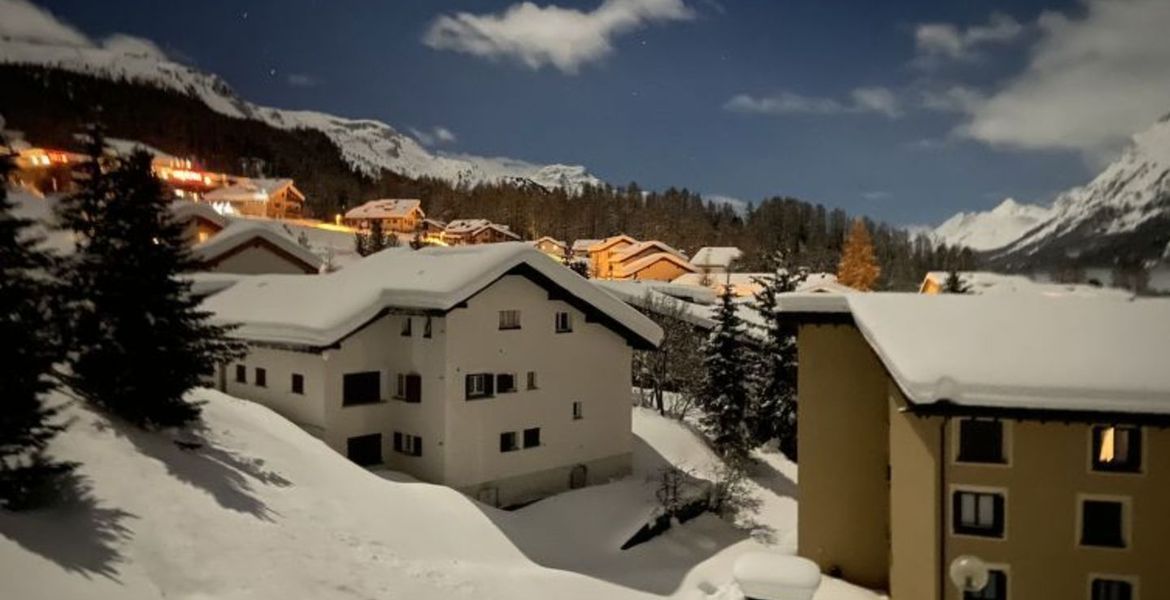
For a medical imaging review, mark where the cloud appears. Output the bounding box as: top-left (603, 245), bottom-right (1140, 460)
top-left (914, 12), bottom-right (1024, 65)
top-left (705, 194), bottom-right (749, 214)
top-left (422, 0), bottom-right (693, 74)
top-left (0, 0), bottom-right (89, 45)
top-left (286, 73), bottom-right (319, 87)
top-left (861, 190), bottom-right (892, 201)
top-left (724, 86), bottom-right (902, 119)
top-left (920, 86), bottom-right (984, 113)
top-left (410, 126), bottom-right (458, 147)
top-left (956, 0), bottom-right (1170, 160)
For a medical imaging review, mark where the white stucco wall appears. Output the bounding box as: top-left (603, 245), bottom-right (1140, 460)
top-left (223, 346), bottom-right (328, 435)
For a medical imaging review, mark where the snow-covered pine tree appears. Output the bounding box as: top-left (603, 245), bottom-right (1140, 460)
top-left (747, 251), bottom-right (805, 459)
top-left (353, 229), bottom-right (367, 256)
top-left (943, 269), bottom-right (970, 294)
top-left (366, 219), bottom-right (386, 255)
top-left (0, 141), bottom-right (75, 509)
top-left (698, 284), bottom-right (752, 464)
top-left (59, 140), bottom-right (246, 429)
top-left (836, 218), bottom-right (881, 291)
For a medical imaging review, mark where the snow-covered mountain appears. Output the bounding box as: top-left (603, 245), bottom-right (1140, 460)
top-left (930, 198), bottom-right (1051, 252)
top-left (0, 38), bottom-right (603, 192)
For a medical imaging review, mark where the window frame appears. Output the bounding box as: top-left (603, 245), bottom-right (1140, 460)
top-left (1089, 574), bottom-right (1138, 600)
top-left (465, 373), bottom-right (494, 400)
top-left (950, 486), bottom-right (1007, 540)
top-left (423, 316), bottom-right (432, 339)
top-left (498, 309), bottom-right (521, 331)
top-left (523, 427), bottom-right (541, 449)
top-left (235, 364), bottom-right (246, 384)
top-left (572, 401), bottom-right (583, 420)
top-left (555, 311), bottom-right (573, 333)
top-left (500, 431), bottom-right (519, 453)
top-left (1089, 425), bottom-right (1143, 474)
top-left (1077, 494), bottom-right (1131, 550)
top-left (954, 418), bottom-right (1009, 466)
top-left (291, 373), bottom-right (304, 395)
top-left (496, 373), bottom-right (517, 394)
top-left (254, 367), bottom-right (267, 388)
top-left (342, 371), bottom-right (383, 406)
top-left (393, 431), bottom-right (423, 457)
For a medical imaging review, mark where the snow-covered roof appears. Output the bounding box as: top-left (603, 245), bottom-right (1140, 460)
top-left (615, 252), bottom-right (698, 278)
top-left (689, 246), bottom-right (742, 268)
top-left (203, 243), bottom-right (663, 348)
top-left (613, 240), bottom-right (686, 263)
top-left (204, 178), bottom-right (297, 203)
top-left (344, 199), bottom-right (422, 220)
top-left (847, 294), bottom-right (1170, 415)
top-left (922, 271), bottom-right (1134, 300)
top-left (170, 200), bottom-right (226, 229)
top-left (571, 239), bottom-right (601, 252)
top-left (589, 235), bottom-right (637, 253)
top-left (443, 219), bottom-right (520, 239)
top-left (532, 236), bottom-right (567, 249)
top-left (182, 272), bottom-right (250, 297)
top-left (193, 220), bottom-right (324, 272)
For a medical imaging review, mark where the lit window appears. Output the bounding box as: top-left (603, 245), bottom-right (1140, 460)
top-left (1092, 426), bottom-right (1142, 473)
top-left (499, 310), bottom-right (521, 330)
top-left (953, 490), bottom-right (1004, 538)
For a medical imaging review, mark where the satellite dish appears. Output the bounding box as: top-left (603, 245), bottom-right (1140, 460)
top-left (949, 555), bottom-right (989, 592)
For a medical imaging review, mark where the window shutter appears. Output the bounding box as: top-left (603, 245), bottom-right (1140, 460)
top-left (393, 432), bottom-right (403, 453)
top-left (406, 374), bottom-right (422, 403)
top-left (413, 436), bottom-right (423, 457)
top-left (484, 373), bottom-right (495, 396)
top-left (992, 495), bottom-right (1005, 536)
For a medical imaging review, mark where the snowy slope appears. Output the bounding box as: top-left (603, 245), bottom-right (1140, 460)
top-left (930, 198), bottom-right (1051, 252)
top-left (0, 38), bottom-right (602, 192)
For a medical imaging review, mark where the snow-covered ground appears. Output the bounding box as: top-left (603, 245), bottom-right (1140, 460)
top-left (0, 390), bottom-right (882, 600)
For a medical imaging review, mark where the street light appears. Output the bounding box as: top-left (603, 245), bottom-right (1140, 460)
top-left (949, 555), bottom-right (989, 595)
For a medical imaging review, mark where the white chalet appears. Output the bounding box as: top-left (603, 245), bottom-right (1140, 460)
top-left (202, 243), bottom-right (662, 507)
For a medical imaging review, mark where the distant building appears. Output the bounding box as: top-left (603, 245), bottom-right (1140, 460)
top-left (689, 246), bottom-right (743, 278)
top-left (344, 199), bottom-right (425, 234)
top-left (441, 219), bottom-right (521, 245)
top-left (587, 235), bottom-right (639, 278)
top-left (192, 220), bottom-right (323, 275)
top-left (170, 200), bottom-right (227, 245)
top-left (203, 243), bottom-right (662, 507)
top-left (203, 178), bottom-right (305, 220)
top-left (571, 239), bottom-right (601, 261)
top-left (786, 293), bottom-right (1170, 599)
top-left (531, 236), bottom-right (569, 260)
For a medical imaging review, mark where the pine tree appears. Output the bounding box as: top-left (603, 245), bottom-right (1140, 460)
top-left (747, 251), bottom-right (805, 459)
top-left (0, 141), bottom-right (75, 509)
top-left (943, 269), bottom-right (970, 294)
top-left (58, 139), bottom-right (246, 429)
top-left (698, 285), bottom-right (753, 464)
top-left (353, 229), bottom-right (367, 257)
top-left (366, 219), bottom-right (386, 254)
top-left (836, 218), bottom-right (881, 291)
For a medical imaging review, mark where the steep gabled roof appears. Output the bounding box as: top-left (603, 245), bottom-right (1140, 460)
top-left (204, 178), bottom-right (299, 203)
top-left (689, 246), bottom-right (742, 268)
top-left (170, 200), bottom-right (227, 229)
top-left (344, 199), bottom-right (423, 220)
top-left (588, 235), bottom-right (637, 253)
top-left (612, 240), bottom-right (686, 264)
top-left (202, 243), bottom-right (663, 349)
top-left (615, 252), bottom-right (698, 278)
top-left (193, 220), bottom-right (323, 273)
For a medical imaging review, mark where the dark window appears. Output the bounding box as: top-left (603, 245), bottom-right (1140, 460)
top-left (423, 317), bottom-right (432, 338)
top-left (555, 311), bottom-right (572, 333)
top-left (346, 434), bottom-right (382, 466)
top-left (572, 401), bottom-right (583, 420)
top-left (957, 419), bottom-right (1005, 464)
top-left (953, 490), bottom-right (1005, 537)
top-left (291, 373), bottom-right (304, 395)
top-left (497, 373), bottom-right (517, 393)
top-left (500, 432), bottom-right (518, 453)
top-left (1092, 426), bottom-right (1142, 473)
top-left (342, 371), bottom-right (381, 406)
top-left (1081, 500), bottom-right (1126, 548)
top-left (393, 432), bottom-right (423, 457)
top-left (523, 427), bottom-right (541, 448)
top-left (499, 310), bottom-right (521, 330)
top-left (1092, 579), bottom-right (1133, 600)
top-left (235, 364), bottom-right (246, 383)
top-left (396, 374), bottom-right (421, 403)
top-left (527, 371), bottom-right (537, 390)
top-left (255, 368), bottom-right (267, 388)
top-left (465, 373), bottom-right (494, 400)
top-left (963, 570), bottom-right (1007, 600)
top-left (401, 317), bottom-right (412, 337)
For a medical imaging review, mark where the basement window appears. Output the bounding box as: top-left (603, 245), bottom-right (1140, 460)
top-left (953, 490), bottom-right (1005, 538)
top-left (1092, 426), bottom-right (1142, 473)
top-left (957, 419), bottom-right (1005, 464)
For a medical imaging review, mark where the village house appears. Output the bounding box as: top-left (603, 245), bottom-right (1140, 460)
top-left (587, 235), bottom-right (638, 278)
top-left (609, 240), bottom-right (697, 281)
top-left (201, 243), bottom-right (662, 507)
top-left (203, 178), bottom-right (305, 219)
top-left (689, 246), bottom-right (743, 280)
top-left (784, 292), bottom-right (1170, 600)
top-left (530, 236), bottom-right (569, 260)
top-left (343, 199), bottom-right (425, 234)
top-left (170, 200), bottom-right (227, 245)
top-left (192, 220), bottom-right (323, 275)
top-left (571, 239), bottom-right (601, 261)
top-left (441, 219), bottom-right (521, 245)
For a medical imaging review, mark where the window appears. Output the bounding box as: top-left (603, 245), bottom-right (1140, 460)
top-left (953, 490), bottom-right (1005, 537)
top-left (572, 401), bottom-right (583, 420)
top-left (291, 373), bottom-right (304, 395)
top-left (346, 434), bottom-right (382, 466)
top-left (396, 373), bottom-right (422, 403)
top-left (1081, 499), bottom-right (1126, 548)
top-left (527, 371), bottom-right (537, 390)
top-left (523, 427), bottom-right (541, 449)
top-left (1092, 579), bottom-right (1134, 600)
top-left (254, 367), bottom-right (267, 388)
top-left (497, 373), bottom-right (517, 393)
top-left (342, 371), bottom-right (381, 406)
top-left (401, 317), bottom-right (412, 337)
top-left (963, 570), bottom-right (1007, 600)
top-left (957, 419), bottom-right (1005, 464)
top-left (1092, 426), bottom-right (1142, 473)
top-left (423, 317), bottom-right (432, 339)
top-left (465, 373), bottom-right (494, 400)
top-left (392, 432), bottom-right (423, 457)
top-left (500, 432), bottom-right (518, 453)
top-left (555, 311), bottom-right (572, 333)
top-left (235, 364), bottom-right (246, 383)
top-left (499, 310), bottom-right (521, 330)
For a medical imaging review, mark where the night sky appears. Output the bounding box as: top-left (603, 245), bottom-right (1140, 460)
top-left (21, 0), bottom-right (1170, 226)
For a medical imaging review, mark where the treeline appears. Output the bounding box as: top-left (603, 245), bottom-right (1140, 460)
top-left (1, 65), bottom-right (975, 290)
